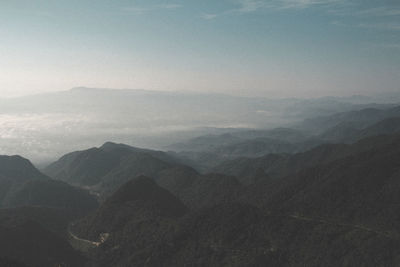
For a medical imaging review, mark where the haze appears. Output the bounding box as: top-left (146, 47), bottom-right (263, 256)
top-left (0, 0), bottom-right (399, 164)
top-left (0, 0), bottom-right (399, 98)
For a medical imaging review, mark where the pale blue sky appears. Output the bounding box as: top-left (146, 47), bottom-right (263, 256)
top-left (0, 0), bottom-right (399, 97)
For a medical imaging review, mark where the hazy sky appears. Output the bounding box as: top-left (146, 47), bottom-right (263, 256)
top-left (0, 0), bottom-right (399, 98)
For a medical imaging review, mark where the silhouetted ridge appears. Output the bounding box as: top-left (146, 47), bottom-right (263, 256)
top-left (0, 155), bottom-right (47, 181)
top-left (100, 141), bottom-right (140, 152)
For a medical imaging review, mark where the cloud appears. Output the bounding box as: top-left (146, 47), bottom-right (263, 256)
top-left (277, 0), bottom-right (345, 9)
top-left (330, 20), bottom-right (347, 26)
top-left (371, 43), bottom-right (400, 49)
top-left (201, 0), bottom-right (345, 19)
top-left (236, 0), bottom-right (268, 12)
top-left (358, 22), bottom-right (400, 31)
top-left (122, 4), bottom-right (182, 14)
top-left (355, 6), bottom-right (400, 17)
top-left (330, 5), bottom-right (400, 17)
top-left (201, 13), bottom-right (218, 20)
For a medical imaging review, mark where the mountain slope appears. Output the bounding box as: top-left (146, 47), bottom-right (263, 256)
top-left (0, 206), bottom-right (88, 267)
top-left (300, 105), bottom-right (400, 135)
top-left (239, 133), bottom-right (400, 233)
top-left (43, 142), bottom-right (185, 194)
top-left (73, 176), bottom-right (187, 267)
top-left (0, 155), bottom-right (98, 216)
top-left (214, 133), bottom-right (400, 184)
top-left (0, 219), bottom-right (86, 267)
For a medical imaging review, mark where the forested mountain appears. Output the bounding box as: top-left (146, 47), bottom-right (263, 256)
top-left (44, 142), bottom-right (186, 196)
top-left (3, 101), bottom-right (400, 266)
top-left (0, 155), bottom-right (97, 216)
top-left (66, 132), bottom-right (400, 266)
top-left (0, 206), bottom-right (88, 267)
top-left (0, 156), bottom-right (97, 266)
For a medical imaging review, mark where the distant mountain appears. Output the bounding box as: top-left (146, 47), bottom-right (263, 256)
top-left (0, 155), bottom-right (98, 216)
top-left (167, 128), bottom-right (312, 152)
top-left (300, 105), bottom-right (400, 135)
top-left (357, 116), bottom-right (400, 139)
top-left (165, 106), bottom-right (400, 172)
top-left (0, 87), bottom-right (391, 164)
top-left (167, 128), bottom-right (323, 171)
top-left (320, 116), bottom-right (400, 143)
top-left (213, 133), bottom-right (400, 185)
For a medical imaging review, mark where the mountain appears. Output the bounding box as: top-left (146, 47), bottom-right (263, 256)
top-left (72, 176), bottom-right (187, 267)
top-left (172, 173), bottom-right (243, 210)
top-left (146, 203), bottom-right (400, 267)
top-left (167, 128), bottom-right (323, 171)
top-left (43, 147), bottom-right (122, 186)
top-left (0, 206), bottom-right (87, 267)
top-left (299, 105), bottom-right (400, 135)
top-left (0, 258), bottom-right (28, 267)
top-left (0, 155), bottom-right (48, 204)
top-left (320, 116), bottom-right (400, 143)
top-left (3, 179), bottom-right (98, 216)
top-left (159, 133), bottom-right (400, 266)
top-left (0, 87), bottom-right (390, 164)
top-left (213, 132), bottom-right (400, 185)
top-left (244, 134), bottom-right (400, 231)
top-left (44, 142), bottom-right (185, 195)
top-left (167, 128), bottom-right (312, 152)
top-left (53, 131), bottom-right (400, 266)
top-left (0, 155), bottom-right (98, 216)
top-left (0, 155), bottom-right (46, 181)
top-left (0, 206), bottom-right (72, 238)
top-left (44, 142), bottom-right (243, 210)
top-left (0, 219), bottom-right (86, 267)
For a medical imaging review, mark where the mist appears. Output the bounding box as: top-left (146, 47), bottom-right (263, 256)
top-left (0, 86), bottom-right (397, 165)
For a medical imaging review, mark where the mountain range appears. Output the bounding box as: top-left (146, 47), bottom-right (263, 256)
top-left (1, 98), bottom-right (400, 266)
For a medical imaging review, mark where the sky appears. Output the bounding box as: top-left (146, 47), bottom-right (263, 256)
top-left (0, 0), bottom-right (399, 98)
